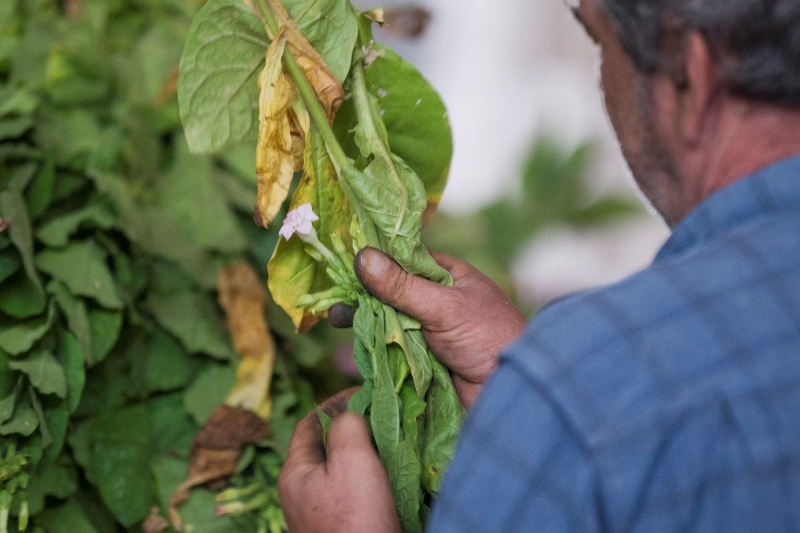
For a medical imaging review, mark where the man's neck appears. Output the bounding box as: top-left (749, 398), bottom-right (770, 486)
top-left (678, 102), bottom-right (800, 223)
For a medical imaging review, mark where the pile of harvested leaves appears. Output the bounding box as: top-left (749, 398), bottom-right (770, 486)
top-left (0, 1), bottom-right (352, 532)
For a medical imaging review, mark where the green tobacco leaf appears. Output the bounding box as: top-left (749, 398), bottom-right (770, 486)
top-left (33, 501), bottom-right (100, 533)
top-left (35, 240), bottom-right (124, 309)
top-left (136, 328), bottom-right (195, 394)
top-left (0, 249), bottom-right (21, 284)
top-left (88, 308), bottom-right (123, 364)
top-left (0, 189), bottom-right (44, 295)
top-left (0, 378), bottom-right (22, 424)
top-left (35, 199), bottom-right (118, 247)
top-left (43, 399), bottom-right (69, 461)
top-left (333, 44), bottom-right (452, 206)
top-left (421, 357), bottom-right (463, 494)
top-left (351, 294), bottom-right (375, 380)
top-left (0, 394), bottom-right (38, 436)
top-left (0, 269), bottom-right (47, 318)
top-left (26, 462), bottom-right (79, 516)
top-left (0, 115), bottom-right (33, 140)
top-left (390, 383), bottom-right (426, 533)
top-left (29, 384), bottom-right (52, 446)
top-left (0, 302), bottom-right (54, 355)
top-left (178, 0), bottom-right (268, 154)
top-left (158, 138), bottom-right (248, 254)
top-left (370, 305), bottom-right (400, 460)
top-left (404, 328), bottom-right (432, 398)
top-left (26, 156), bottom-right (56, 220)
top-left (69, 405), bottom-right (155, 527)
top-left (144, 291), bottom-right (234, 359)
top-left (183, 363), bottom-right (237, 424)
top-left (281, 0), bottom-right (358, 83)
top-left (48, 280), bottom-right (93, 365)
top-left (148, 393), bottom-right (198, 457)
top-left (60, 331), bottom-right (86, 414)
top-left (9, 349), bottom-right (67, 398)
top-left (268, 126), bottom-right (351, 331)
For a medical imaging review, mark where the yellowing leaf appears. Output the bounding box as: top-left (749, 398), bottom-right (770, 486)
top-left (254, 33), bottom-right (295, 228)
top-left (268, 126), bottom-right (351, 332)
top-left (265, 0), bottom-right (344, 124)
top-left (217, 263), bottom-right (276, 420)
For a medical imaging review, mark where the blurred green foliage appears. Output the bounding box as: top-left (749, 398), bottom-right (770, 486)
top-left (0, 1), bottom-right (353, 531)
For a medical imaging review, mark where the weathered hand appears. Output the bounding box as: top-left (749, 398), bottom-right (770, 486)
top-left (278, 388), bottom-right (401, 533)
top-left (336, 247), bottom-right (527, 409)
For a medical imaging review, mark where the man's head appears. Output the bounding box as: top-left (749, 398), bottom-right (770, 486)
top-left (596, 0), bottom-right (800, 107)
top-left (571, 0), bottom-right (800, 226)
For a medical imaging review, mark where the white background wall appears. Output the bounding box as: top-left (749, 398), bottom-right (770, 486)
top-left (357, 0), bottom-right (670, 303)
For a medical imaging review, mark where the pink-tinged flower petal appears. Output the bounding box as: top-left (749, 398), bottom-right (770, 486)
top-left (280, 203), bottom-right (319, 240)
top-left (215, 505), bottom-right (227, 517)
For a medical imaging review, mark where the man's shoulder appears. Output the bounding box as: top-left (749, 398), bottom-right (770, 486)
top-left (503, 210), bottom-right (800, 444)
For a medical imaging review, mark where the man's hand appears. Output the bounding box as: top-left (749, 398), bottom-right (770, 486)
top-left (335, 247), bottom-right (527, 409)
top-left (278, 388), bottom-right (401, 533)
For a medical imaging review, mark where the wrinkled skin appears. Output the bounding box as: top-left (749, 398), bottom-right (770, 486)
top-left (278, 388), bottom-right (401, 533)
top-left (278, 249), bottom-right (526, 532)
top-left (348, 247), bottom-right (527, 409)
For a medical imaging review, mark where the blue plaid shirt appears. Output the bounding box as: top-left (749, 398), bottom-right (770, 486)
top-left (428, 155), bottom-right (800, 532)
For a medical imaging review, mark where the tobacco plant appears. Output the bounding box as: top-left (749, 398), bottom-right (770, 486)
top-left (179, 0), bottom-right (463, 529)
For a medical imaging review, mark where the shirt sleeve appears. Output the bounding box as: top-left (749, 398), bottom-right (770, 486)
top-left (427, 360), bottom-right (602, 533)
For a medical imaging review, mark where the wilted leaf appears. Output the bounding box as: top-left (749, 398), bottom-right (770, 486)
top-left (168, 404), bottom-right (269, 530)
top-left (268, 126), bottom-right (351, 331)
top-left (279, 0), bottom-right (358, 83)
top-left (264, 0), bottom-right (347, 121)
top-left (9, 349), bottom-right (67, 398)
top-left (35, 240), bottom-right (124, 309)
top-left (254, 33), bottom-right (296, 228)
top-left (218, 263), bottom-right (275, 419)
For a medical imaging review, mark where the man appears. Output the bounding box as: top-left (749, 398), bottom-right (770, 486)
top-left (278, 0), bottom-right (800, 530)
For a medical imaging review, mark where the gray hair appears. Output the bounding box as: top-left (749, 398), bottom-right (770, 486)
top-left (596, 0), bottom-right (800, 105)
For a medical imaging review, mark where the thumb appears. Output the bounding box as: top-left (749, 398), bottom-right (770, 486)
top-left (326, 412), bottom-right (376, 460)
top-left (355, 247), bottom-right (451, 325)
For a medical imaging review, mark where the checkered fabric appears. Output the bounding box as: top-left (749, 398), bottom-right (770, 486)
top-left (428, 155), bottom-right (800, 532)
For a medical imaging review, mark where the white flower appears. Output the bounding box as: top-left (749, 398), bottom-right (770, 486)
top-left (279, 203), bottom-right (319, 241)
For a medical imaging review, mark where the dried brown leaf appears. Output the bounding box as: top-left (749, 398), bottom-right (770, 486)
top-left (218, 263), bottom-right (276, 420)
top-left (265, 0), bottom-right (344, 123)
top-left (168, 405), bottom-right (270, 530)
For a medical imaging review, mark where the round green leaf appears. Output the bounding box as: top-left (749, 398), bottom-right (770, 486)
top-left (178, 0), bottom-right (268, 154)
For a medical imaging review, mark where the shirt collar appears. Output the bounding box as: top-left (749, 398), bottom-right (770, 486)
top-left (655, 154), bottom-right (800, 262)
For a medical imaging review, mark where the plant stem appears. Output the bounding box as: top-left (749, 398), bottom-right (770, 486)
top-left (253, 0), bottom-right (348, 172)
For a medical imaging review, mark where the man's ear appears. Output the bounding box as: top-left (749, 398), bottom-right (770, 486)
top-left (677, 31), bottom-right (719, 144)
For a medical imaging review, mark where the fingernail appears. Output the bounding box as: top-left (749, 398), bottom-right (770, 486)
top-left (359, 248), bottom-right (389, 278)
